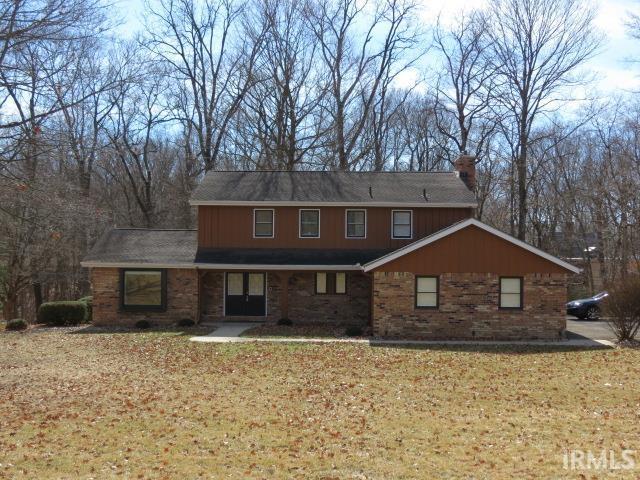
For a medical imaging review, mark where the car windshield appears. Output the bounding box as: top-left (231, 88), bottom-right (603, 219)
top-left (593, 291), bottom-right (608, 300)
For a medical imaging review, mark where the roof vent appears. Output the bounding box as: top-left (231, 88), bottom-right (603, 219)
top-left (423, 188), bottom-right (429, 201)
top-left (368, 185), bottom-right (373, 198)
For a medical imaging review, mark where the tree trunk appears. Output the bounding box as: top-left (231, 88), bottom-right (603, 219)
top-left (336, 100), bottom-right (347, 170)
top-left (3, 295), bottom-right (17, 321)
top-left (33, 281), bottom-right (43, 313)
top-left (516, 136), bottom-right (528, 241)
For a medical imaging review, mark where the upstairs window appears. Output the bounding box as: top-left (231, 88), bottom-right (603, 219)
top-left (415, 276), bottom-right (438, 309)
top-left (254, 209), bottom-right (274, 238)
top-left (500, 277), bottom-right (523, 309)
top-left (120, 269), bottom-right (166, 311)
top-left (299, 209), bottom-right (320, 238)
top-left (315, 272), bottom-right (346, 295)
top-left (392, 210), bottom-right (412, 239)
top-left (346, 209), bottom-right (366, 238)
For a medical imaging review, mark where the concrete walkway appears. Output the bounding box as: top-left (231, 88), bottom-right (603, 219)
top-left (190, 327), bottom-right (614, 348)
top-left (193, 322), bottom-right (257, 339)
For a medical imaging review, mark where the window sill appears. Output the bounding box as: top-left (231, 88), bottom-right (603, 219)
top-left (120, 306), bottom-right (167, 313)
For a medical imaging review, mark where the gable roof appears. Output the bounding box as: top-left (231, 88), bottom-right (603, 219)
top-left (81, 229), bottom-right (198, 268)
top-left (190, 170), bottom-right (477, 207)
top-left (362, 218), bottom-right (581, 273)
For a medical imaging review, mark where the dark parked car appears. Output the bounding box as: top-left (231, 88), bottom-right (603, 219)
top-left (566, 291), bottom-right (609, 320)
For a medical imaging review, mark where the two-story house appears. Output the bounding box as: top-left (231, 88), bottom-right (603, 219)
top-left (82, 156), bottom-right (580, 339)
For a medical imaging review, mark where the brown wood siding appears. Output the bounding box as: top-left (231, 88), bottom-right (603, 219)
top-left (373, 225), bottom-right (570, 275)
top-left (198, 206), bottom-right (473, 249)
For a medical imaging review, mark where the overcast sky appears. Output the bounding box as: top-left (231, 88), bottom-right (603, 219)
top-left (119, 0), bottom-right (640, 95)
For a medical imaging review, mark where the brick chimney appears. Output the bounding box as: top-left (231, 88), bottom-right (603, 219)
top-left (454, 154), bottom-right (476, 190)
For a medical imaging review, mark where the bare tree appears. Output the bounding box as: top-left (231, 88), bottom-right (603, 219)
top-left (0, 0), bottom-right (110, 137)
top-left (484, 0), bottom-right (602, 240)
top-left (432, 11), bottom-right (497, 161)
top-left (306, 0), bottom-right (421, 170)
top-left (143, 0), bottom-right (267, 172)
top-left (233, 0), bottom-right (327, 170)
top-left (102, 58), bottom-right (173, 227)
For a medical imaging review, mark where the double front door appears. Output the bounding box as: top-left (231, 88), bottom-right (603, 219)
top-left (225, 272), bottom-right (266, 316)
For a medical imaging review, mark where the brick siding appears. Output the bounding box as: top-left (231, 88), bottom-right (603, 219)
top-left (287, 272), bottom-right (370, 324)
top-left (201, 271), bottom-right (370, 324)
top-left (90, 268), bottom-right (198, 326)
top-left (372, 272), bottom-right (567, 340)
top-left (91, 267), bottom-right (567, 339)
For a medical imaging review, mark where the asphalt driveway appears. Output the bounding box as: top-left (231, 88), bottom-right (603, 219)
top-left (566, 318), bottom-right (618, 341)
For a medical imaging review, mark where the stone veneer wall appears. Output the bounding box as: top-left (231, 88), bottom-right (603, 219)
top-left (91, 268), bottom-right (198, 326)
top-left (372, 272), bottom-right (567, 340)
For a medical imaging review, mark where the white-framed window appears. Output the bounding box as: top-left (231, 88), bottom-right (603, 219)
top-left (299, 209), bottom-right (320, 238)
top-left (253, 209), bottom-right (274, 238)
top-left (345, 209), bottom-right (366, 238)
top-left (415, 276), bottom-right (438, 309)
top-left (500, 277), bottom-right (523, 309)
top-left (315, 272), bottom-right (346, 295)
top-left (391, 210), bottom-right (412, 239)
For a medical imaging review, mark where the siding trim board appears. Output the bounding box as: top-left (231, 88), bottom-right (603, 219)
top-left (363, 218), bottom-right (581, 274)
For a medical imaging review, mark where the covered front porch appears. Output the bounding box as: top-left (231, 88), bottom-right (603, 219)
top-left (196, 270), bottom-right (372, 325)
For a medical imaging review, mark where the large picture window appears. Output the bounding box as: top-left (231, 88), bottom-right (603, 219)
top-left (392, 210), bottom-right (412, 239)
top-left (254, 209), bottom-right (274, 238)
top-left (346, 209), bottom-right (366, 238)
top-left (500, 277), bottom-right (523, 309)
top-left (120, 269), bottom-right (166, 311)
top-left (415, 276), bottom-right (438, 308)
top-left (315, 272), bottom-right (346, 295)
top-left (299, 209), bottom-right (320, 238)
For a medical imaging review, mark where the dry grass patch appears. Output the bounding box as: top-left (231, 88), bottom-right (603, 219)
top-left (1, 330), bottom-right (639, 479)
top-left (240, 322), bottom-right (356, 338)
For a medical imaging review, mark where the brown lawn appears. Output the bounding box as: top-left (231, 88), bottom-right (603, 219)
top-left (1, 328), bottom-right (639, 479)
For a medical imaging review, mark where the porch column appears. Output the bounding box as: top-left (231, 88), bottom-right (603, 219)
top-left (196, 270), bottom-right (205, 324)
top-left (279, 271), bottom-right (291, 320)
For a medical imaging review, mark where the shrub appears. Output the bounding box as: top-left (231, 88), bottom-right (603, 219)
top-left (605, 276), bottom-right (640, 342)
top-left (345, 325), bottom-right (363, 337)
top-left (277, 317), bottom-right (293, 326)
top-left (37, 301), bottom-right (88, 326)
top-left (177, 318), bottom-right (195, 327)
top-left (135, 319), bottom-right (151, 329)
top-left (78, 296), bottom-right (93, 324)
top-left (6, 318), bottom-right (28, 331)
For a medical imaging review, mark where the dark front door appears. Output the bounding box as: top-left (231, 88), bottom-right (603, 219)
top-left (225, 272), bottom-right (266, 316)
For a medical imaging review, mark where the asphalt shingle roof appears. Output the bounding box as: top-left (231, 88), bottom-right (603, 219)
top-left (82, 229), bottom-right (390, 266)
top-left (190, 171), bottom-right (476, 205)
top-left (82, 229), bottom-right (198, 266)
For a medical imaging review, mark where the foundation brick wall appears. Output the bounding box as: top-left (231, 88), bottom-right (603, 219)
top-left (90, 268), bottom-right (198, 326)
top-left (372, 272), bottom-right (567, 340)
